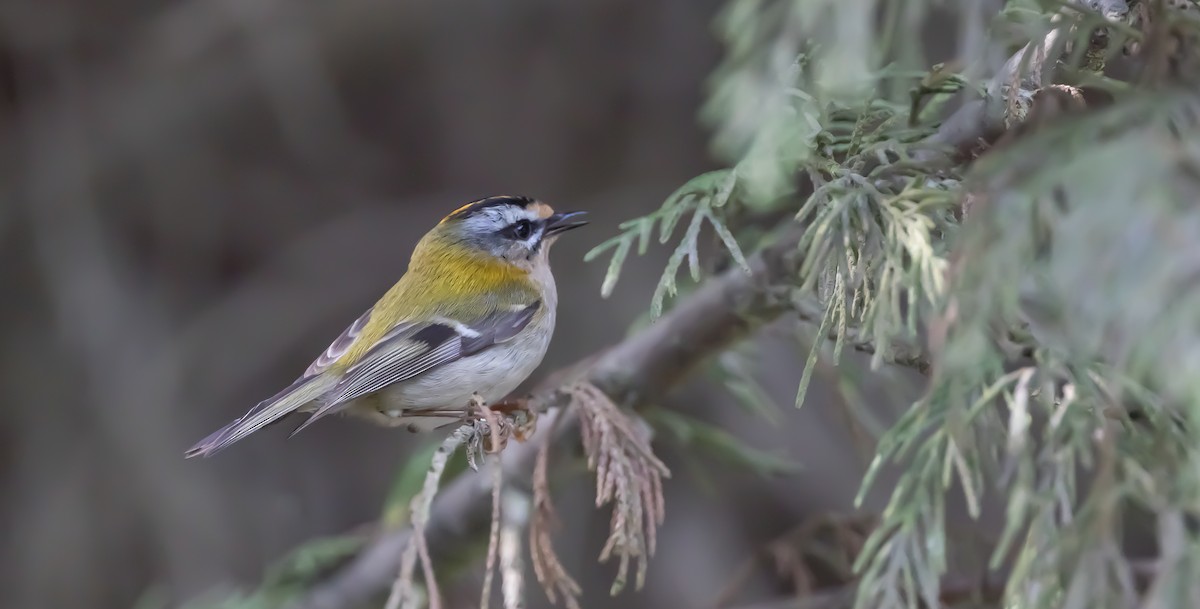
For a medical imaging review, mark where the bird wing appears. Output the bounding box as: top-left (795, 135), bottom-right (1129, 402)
top-left (302, 306), bottom-right (375, 377)
top-left (286, 299), bottom-right (542, 435)
top-left (185, 300), bottom-right (541, 457)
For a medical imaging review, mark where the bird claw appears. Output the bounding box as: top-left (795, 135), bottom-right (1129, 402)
top-left (487, 397), bottom-right (539, 443)
top-left (510, 409), bottom-right (538, 443)
top-left (464, 427), bottom-right (484, 471)
top-left (462, 393), bottom-right (488, 469)
top-left (459, 394), bottom-right (539, 468)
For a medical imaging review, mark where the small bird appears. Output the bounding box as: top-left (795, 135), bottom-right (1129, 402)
top-left (186, 196), bottom-right (587, 458)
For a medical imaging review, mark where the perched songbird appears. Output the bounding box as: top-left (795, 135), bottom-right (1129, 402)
top-left (186, 196), bottom-right (587, 458)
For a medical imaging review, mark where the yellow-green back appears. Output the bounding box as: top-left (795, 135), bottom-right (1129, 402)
top-left (332, 230), bottom-right (539, 371)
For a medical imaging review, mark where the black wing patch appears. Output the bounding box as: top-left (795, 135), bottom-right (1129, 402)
top-left (461, 301), bottom-right (541, 356)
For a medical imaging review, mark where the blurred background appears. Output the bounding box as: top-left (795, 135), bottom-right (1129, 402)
top-left (0, 1), bottom-right (941, 608)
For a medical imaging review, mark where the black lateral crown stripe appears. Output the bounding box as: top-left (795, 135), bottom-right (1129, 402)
top-left (446, 195), bottom-right (535, 221)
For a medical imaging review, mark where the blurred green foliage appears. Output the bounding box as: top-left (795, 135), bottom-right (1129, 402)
top-left (594, 0), bottom-right (1200, 608)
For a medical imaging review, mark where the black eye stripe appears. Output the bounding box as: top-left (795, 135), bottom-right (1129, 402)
top-left (503, 219), bottom-right (535, 240)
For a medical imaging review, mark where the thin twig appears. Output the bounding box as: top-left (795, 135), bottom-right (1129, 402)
top-left (529, 408), bottom-right (582, 609)
top-left (413, 528), bottom-right (438, 609)
top-left (500, 489), bottom-right (531, 609)
top-left (480, 455), bottom-right (503, 609)
top-left (383, 426), bottom-right (471, 609)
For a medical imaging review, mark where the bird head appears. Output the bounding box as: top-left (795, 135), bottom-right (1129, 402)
top-left (427, 195), bottom-right (588, 269)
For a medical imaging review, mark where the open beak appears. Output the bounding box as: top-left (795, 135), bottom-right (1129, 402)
top-left (545, 211), bottom-right (589, 236)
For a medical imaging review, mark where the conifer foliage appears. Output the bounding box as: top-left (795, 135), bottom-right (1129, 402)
top-left (594, 0), bottom-right (1200, 607)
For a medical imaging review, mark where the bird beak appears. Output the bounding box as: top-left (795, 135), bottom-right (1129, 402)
top-left (544, 211), bottom-right (588, 236)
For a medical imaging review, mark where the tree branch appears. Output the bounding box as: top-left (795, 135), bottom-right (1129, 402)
top-left (286, 5), bottom-right (1139, 607)
top-left (914, 0), bottom-right (1131, 164)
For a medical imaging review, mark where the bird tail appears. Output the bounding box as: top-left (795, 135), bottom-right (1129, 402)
top-left (185, 375), bottom-right (336, 458)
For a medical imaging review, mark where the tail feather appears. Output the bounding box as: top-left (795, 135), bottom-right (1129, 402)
top-left (185, 375), bottom-right (335, 458)
top-left (287, 400), bottom-right (346, 439)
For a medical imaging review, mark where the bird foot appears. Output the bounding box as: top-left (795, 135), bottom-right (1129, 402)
top-left (461, 394), bottom-right (538, 468)
top-left (487, 396), bottom-right (539, 443)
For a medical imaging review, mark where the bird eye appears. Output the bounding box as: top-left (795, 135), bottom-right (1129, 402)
top-left (509, 219), bottom-right (533, 240)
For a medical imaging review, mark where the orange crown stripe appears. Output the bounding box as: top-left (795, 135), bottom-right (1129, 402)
top-left (439, 199), bottom-right (486, 224)
top-left (439, 195), bottom-right (541, 224)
